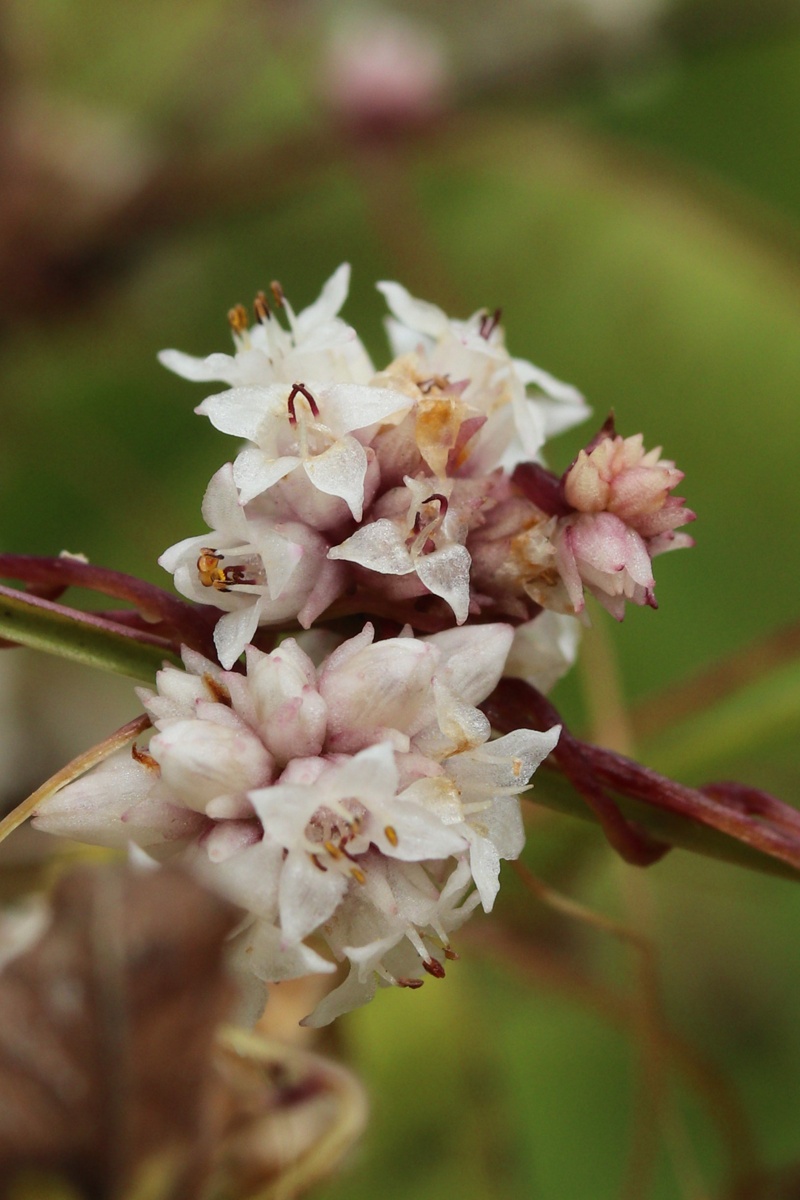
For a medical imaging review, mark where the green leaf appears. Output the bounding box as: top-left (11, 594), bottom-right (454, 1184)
top-left (0, 592), bottom-right (180, 684)
top-left (528, 766), bottom-right (800, 882)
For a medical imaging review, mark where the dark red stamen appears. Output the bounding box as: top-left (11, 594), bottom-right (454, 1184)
top-left (479, 307), bottom-right (502, 339)
top-left (423, 957), bottom-right (446, 979)
top-left (287, 382), bottom-right (319, 424)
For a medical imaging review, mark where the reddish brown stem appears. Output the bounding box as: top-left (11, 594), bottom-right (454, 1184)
top-left (484, 677), bottom-right (800, 873)
top-left (0, 554), bottom-right (217, 657)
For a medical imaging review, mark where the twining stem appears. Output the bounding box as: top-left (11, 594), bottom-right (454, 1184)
top-left (485, 677), bottom-right (800, 874)
top-left (0, 554), bottom-right (217, 657)
top-left (0, 714), bottom-right (151, 845)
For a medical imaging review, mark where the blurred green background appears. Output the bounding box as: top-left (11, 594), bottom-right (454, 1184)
top-left (1, 1), bottom-right (800, 1196)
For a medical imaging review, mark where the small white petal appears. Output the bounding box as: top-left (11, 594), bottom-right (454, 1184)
top-left (415, 543), bottom-right (472, 623)
top-left (377, 281), bottom-right (449, 338)
top-left (328, 520), bottom-right (414, 574)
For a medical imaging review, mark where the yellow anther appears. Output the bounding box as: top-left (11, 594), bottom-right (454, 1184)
top-left (512, 757), bottom-right (522, 778)
top-left (227, 304), bottom-right (249, 336)
top-left (324, 840), bottom-right (343, 859)
top-left (384, 825), bottom-right (399, 847)
top-left (350, 866), bottom-right (367, 885)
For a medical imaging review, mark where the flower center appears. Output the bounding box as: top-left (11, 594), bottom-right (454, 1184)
top-left (195, 546), bottom-right (264, 593)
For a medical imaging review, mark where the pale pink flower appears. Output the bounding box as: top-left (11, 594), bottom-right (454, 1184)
top-left (33, 627), bottom-right (559, 1025)
top-left (555, 425), bottom-right (695, 617)
top-left (322, 13), bottom-right (451, 136)
top-left (159, 464), bottom-right (345, 668)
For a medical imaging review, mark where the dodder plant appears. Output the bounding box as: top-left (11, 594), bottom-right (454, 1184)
top-left (0, 265), bottom-right (798, 1192)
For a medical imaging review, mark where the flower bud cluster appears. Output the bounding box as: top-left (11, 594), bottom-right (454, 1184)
top-left (32, 265), bottom-right (695, 1027)
top-left (159, 266), bottom-right (693, 669)
top-left (34, 626), bottom-right (559, 1025)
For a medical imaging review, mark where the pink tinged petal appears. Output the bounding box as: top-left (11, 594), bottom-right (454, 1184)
top-left (301, 962), bottom-right (380, 1027)
top-left (203, 819), bottom-right (262, 862)
top-left (232, 918), bottom-right (336, 984)
top-left (151, 719), bottom-right (274, 812)
top-left (424, 623), bottom-right (514, 705)
top-left (320, 639), bottom-right (435, 750)
top-left (190, 837), bottom-right (284, 917)
top-left (555, 525), bottom-right (586, 613)
top-left (246, 640), bottom-right (328, 764)
top-left (377, 280), bottom-right (449, 338)
top-left (622, 528), bottom-right (656, 587)
top-left (120, 794), bottom-right (208, 847)
top-left (279, 854), bottom-right (349, 944)
top-left (234, 447), bottom-right (300, 504)
top-left (205, 793), bottom-right (255, 820)
top-left (31, 753), bottom-right (159, 848)
top-left (302, 435), bottom-right (368, 519)
top-left (649, 530), bottom-right (695, 557)
top-left (136, 666), bottom-right (208, 724)
top-left (295, 558), bottom-right (347, 629)
top-left (328, 519), bottom-right (414, 575)
top-left (414, 543), bottom-right (472, 624)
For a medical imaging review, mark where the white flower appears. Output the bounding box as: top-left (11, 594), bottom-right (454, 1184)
top-left (33, 625), bottom-right (559, 1025)
top-left (197, 379), bottom-right (412, 515)
top-left (158, 263), bottom-right (374, 389)
top-left (328, 475), bottom-right (473, 623)
top-left (159, 464), bottom-right (345, 667)
top-left (377, 280), bottom-right (590, 471)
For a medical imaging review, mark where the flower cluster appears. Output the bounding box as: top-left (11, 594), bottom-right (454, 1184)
top-left (31, 265), bottom-right (694, 1027)
top-left (159, 266), bottom-right (693, 670)
top-left (34, 625), bottom-right (559, 1025)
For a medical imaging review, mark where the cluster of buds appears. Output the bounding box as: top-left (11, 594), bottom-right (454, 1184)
top-left (159, 265), bottom-right (693, 670)
top-left (35, 626), bottom-right (558, 1025)
top-left (32, 265), bottom-right (694, 1025)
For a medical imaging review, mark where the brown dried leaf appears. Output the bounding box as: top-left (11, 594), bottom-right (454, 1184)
top-left (209, 1028), bottom-right (369, 1200)
top-left (0, 864), bottom-right (239, 1200)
